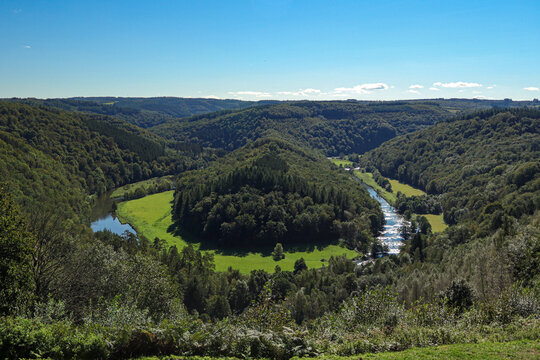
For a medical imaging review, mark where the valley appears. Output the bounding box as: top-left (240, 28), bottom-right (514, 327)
top-left (1, 98), bottom-right (538, 359)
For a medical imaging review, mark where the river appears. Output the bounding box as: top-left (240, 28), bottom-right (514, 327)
top-left (89, 183), bottom-right (406, 254)
top-left (363, 185), bottom-right (407, 255)
top-left (90, 192), bottom-right (136, 235)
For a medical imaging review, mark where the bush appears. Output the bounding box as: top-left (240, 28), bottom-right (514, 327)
top-left (0, 317), bottom-right (109, 360)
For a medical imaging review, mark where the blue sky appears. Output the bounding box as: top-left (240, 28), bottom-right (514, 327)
top-left (1, 0), bottom-right (539, 100)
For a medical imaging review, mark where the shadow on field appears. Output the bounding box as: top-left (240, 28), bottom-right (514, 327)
top-left (166, 222), bottom-right (339, 257)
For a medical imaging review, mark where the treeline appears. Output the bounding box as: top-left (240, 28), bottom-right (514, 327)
top-left (395, 193), bottom-right (442, 215)
top-left (361, 108), bottom-right (540, 234)
top-left (153, 101), bottom-right (453, 156)
top-left (7, 97), bottom-right (273, 128)
top-left (174, 138), bottom-right (383, 249)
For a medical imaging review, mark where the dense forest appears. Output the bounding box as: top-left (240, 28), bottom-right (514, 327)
top-left (174, 138), bottom-right (383, 250)
top-left (361, 108), bottom-right (540, 229)
top-left (6, 97), bottom-right (276, 128)
top-left (0, 101), bottom-right (538, 359)
top-left (0, 102), bottom-right (214, 220)
top-left (152, 101), bottom-right (453, 156)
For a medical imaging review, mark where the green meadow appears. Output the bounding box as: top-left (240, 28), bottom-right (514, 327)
top-left (330, 158), bottom-right (354, 167)
top-left (388, 178), bottom-right (426, 197)
top-left (116, 191), bottom-right (358, 273)
top-left (297, 340), bottom-right (540, 360)
top-left (422, 213), bottom-right (448, 233)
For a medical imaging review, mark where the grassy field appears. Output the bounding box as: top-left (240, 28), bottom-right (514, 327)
top-left (422, 214), bottom-right (448, 233)
top-left (116, 191), bottom-right (358, 273)
top-left (112, 176), bottom-right (174, 198)
top-left (135, 340), bottom-right (540, 359)
top-left (330, 158), bottom-right (354, 167)
top-left (299, 340), bottom-right (540, 359)
top-left (388, 178), bottom-right (426, 197)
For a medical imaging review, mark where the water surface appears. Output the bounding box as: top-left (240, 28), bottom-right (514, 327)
top-left (363, 185), bottom-right (407, 254)
top-left (90, 192), bottom-right (136, 236)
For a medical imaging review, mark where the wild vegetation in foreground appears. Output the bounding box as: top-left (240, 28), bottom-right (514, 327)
top-left (135, 340), bottom-right (540, 360)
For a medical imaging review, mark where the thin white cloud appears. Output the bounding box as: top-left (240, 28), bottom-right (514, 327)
top-left (409, 84), bottom-right (424, 89)
top-left (407, 89), bottom-right (420, 94)
top-left (277, 88), bottom-right (322, 97)
top-left (429, 87), bottom-right (440, 91)
top-left (24, 45), bottom-right (31, 49)
top-left (433, 81), bottom-right (482, 88)
top-left (202, 95), bottom-right (220, 99)
top-left (228, 91), bottom-right (272, 98)
top-left (524, 87), bottom-right (539, 91)
top-left (333, 83), bottom-right (389, 95)
top-left (487, 85), bottom-right (496, 89)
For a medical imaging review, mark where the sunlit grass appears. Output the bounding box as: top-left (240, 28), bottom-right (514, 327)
top-left (329, 158), bottom-right (354, 167)
top-left (388, 179), bottom-right (426, 197)
top-left (116, 191), bottom-right (358, 273)
top-left (422, 214), bottom-right (447, 233)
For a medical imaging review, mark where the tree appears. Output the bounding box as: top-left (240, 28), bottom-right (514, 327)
top-left (293, 258), bottom-right (308, 274)
top-left (207, 294), bottom-right (231, 320)
top-left (228, 280), bottom-right (250, 313)
top-left (272, 242), bottom-right (285, 261)
top-left (26, 207), bottom-right (73, 302)
top-left (0, 188), bottom-right (34, 315)
top-left (443, 279), bottom-right (475, 313)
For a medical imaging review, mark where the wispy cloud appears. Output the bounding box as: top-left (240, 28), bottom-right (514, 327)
top-left (524, 86), bottom-right (539, 91)
top-left (277, 88), bottom-right (322, 97)
top-left (13, 8), bottom-right (22, 14)
top-left (487, 85), bottom-right (496, 89)
top-left (409, 84), bottom-right (424, 89)
top-left (202, 95), bottom-right (220, 99)
top-left (333, 83), bottom-right (389, 95)
top-left (407, 89), bottom-right (420, 94)
top-left (429, 87), bottom-right (440, 91)
top-left (433, 81), bottom-right (482, 88)
top-left (24, 45), bottom-right (31, 49)
top-left (228, 91), bottom-right (272, 98)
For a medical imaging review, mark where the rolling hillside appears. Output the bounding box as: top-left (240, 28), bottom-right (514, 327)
top-left (173, 138), bottom-right (384, 251)
top-left (360, 108), bottom-right (540, 232)
top-left (153, 101), bottom-right (453, 156)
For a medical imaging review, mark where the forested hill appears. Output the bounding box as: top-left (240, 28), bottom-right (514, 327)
top-left (72, 97), bottom-right (278, 119)
top-left (152, 101), bottom-right (455, 156)
top-left (0, 102), bottom-right (203, 219)
top-left (6, 97), bottom-right (276, 128)
top-left (174, 138), bottom-right (384, 251)
top-left (361, 108), bottom-right (540, 233)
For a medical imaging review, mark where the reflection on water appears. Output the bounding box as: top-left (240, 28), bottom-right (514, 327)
top-left (90, 192), bottom-right (136, 236)
top-left (363, 186), bottom-right (408, 254)
top-left (91, 214), bottom-right (136, 235)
